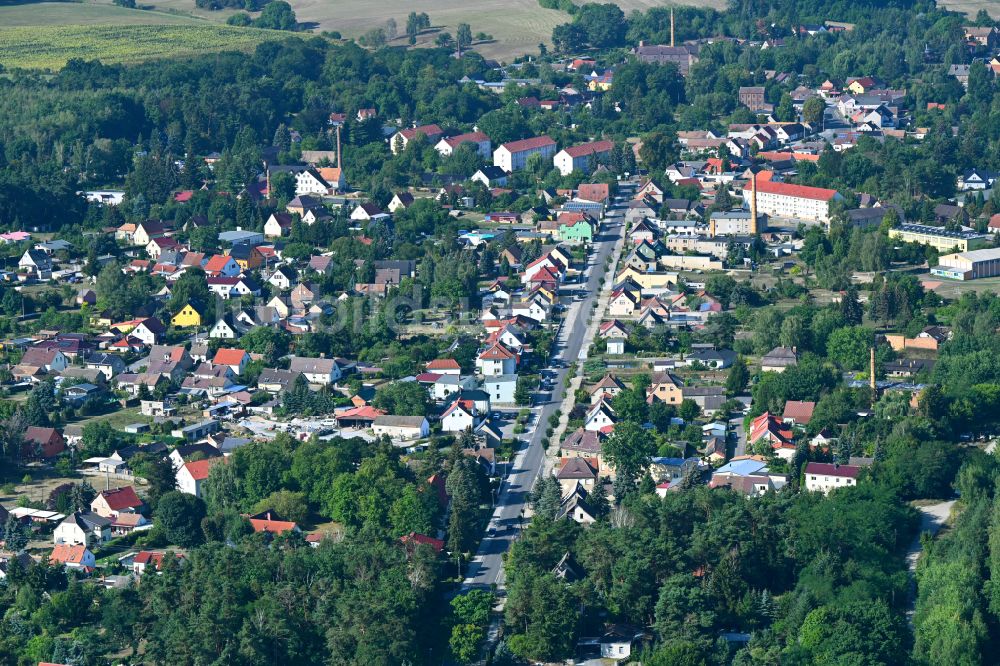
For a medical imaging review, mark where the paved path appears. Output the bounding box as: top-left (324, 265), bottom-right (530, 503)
top-left (905, 500), bottom-right (955, 624)
top-left (460, 186), bottom-right (631, 590)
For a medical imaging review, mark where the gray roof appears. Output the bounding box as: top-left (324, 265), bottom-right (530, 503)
top-left (373, 415), bottom-right (427, 428)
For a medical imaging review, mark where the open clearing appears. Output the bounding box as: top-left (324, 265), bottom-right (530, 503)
top-left (939, 0), bottom-right (1000, 19)
top-left (0, 22), bottom-right (274, 70)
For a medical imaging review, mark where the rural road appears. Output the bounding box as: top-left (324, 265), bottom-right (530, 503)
top-left (460, 184), bottom-right (631, 589)
top-left (905, 499), bottom-right (955, 623)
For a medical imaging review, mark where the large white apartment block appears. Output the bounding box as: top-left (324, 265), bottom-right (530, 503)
top-left (493, 136), bottom-right (557, 172)
top-left (744, 179), bottom-right (842, 224)
top-left (553, 140), bottom-right (614, 176)
top-left (435, 132), bottom-right (492, 159)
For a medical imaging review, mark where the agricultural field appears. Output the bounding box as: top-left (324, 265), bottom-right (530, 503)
top-left (0, 22), bottom-right (275, 70)
top-left (939, 0), bottom-right (1000, 19)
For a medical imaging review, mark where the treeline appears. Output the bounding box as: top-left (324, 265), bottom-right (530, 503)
top-left (912, 453), bottom-right (1000, 664)
top-left (502, 483), bottom-right (918, 663)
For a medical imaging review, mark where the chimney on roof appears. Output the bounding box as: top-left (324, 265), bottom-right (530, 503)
top-left (750, 170), bottom-right (758, 235)
top-left (670, 8), bottom-right (675, 47)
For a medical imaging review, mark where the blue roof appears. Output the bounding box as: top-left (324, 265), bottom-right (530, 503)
top-left (715, 459), bottom-right (768, 476)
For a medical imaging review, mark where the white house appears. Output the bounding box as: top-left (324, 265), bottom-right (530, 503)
top-left (288, 356), bottom-right (342, 385)
top-left (372, 415), bottom-right (430, 440)
top-left (441, 399), bottom-right (477, 432)
top-left (745, 179), bottom-right (843, 224)
top-left (601, 626), bottom-right (644, 661)
top-left (553, 139), bottom-right (614, 176)
top-left (493, 136), bottom-right (557, 172)
top-left (209, 317), bottom-right (239, 340)
top-left (131, 318), bottom-right (165, 345)
top-left (268, 266), bottom-right (296, 291)
top-left (50, 544), bottom-right (96, 571)
top-left (18, 249), bottom-right (52, 279)
top-left (176, 459), bottom-right (217, 498)
top-left (483, 375), bottom-right (517, 405)
top-left (584, 400), bottom-right (617, 432)
top-left (804, 462), bottom-right (860, 494)
top-left (435, 131), bottom-right (492, 159)
top-left (264, 213), bottom-right (294, 238)
top-left (53, 512), bottom-right (111, 547)
top-left (476, 343), bottom-right (518, 376)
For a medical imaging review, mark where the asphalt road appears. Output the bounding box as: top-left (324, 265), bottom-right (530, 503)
top-left (461, 186), bottom-right (631, 589)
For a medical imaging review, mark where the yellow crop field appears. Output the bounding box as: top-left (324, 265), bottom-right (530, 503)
top-left (0, 23), bottom-right (275, 71)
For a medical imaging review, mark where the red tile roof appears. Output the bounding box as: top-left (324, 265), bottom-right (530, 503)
top-left (577, 183), bottom-right (610, 203)
top-left (426, 358), bottom-right (460, 370)
top-left (400, 124), bottom-right (444, 141)
top-left (96, 486), bottom-right (142, 511)
top-left (500, 136), bottom-right (556, 153)
top-left (249, 517), bottom-right (299, 534)
top-left (183, 458), bottom-right (220, 481)
top-left (754, 179), bottom-right (839, 202)
top-left (441, 131), bottom-right (489, 148)
top-left (479, 342), bottom-right (516, 360)
top-left (204, 255), bottom-right (234, 273)
top-left (782, 400), bottom-right (815, 424)
top-left (563, 140), bottom-right (614, 158)
top-left (212, 348), bottom-right (248, 367)
top-left (50, 544), bottom-right (88, 564)
top-left (400, 532), bottom-right (445, 553)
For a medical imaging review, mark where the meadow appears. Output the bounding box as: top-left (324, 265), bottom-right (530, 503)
top-left (0, 23), bottom-right (274, 70)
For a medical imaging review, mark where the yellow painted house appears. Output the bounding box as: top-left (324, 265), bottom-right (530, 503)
top-left (171, 303), bottom-right (203, 328)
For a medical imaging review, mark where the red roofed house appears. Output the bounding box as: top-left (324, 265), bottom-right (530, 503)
top-left (988, 214), bottom-right (1000, 232)
top-left (745, 178), bottom-right (843, 224)
top-left (426, 358), bottom-right (461, 376)
top-left (577, 183), bottom-right (611, 205)
top-left (782, 400), bottom-right (815, 426)
top-left (442, 399), bottom-right (478, 432)
top-left (494, 136), bottom-right (558, 172)
top-left (247, 511), bottom-right (300, 535)
top-left (90, 486), bottom-right (143, 519)
top-left (50, 544), bottom-right (95, 571)
top-left (400, 532), bottom-right (445, 554)
top-left (176, 458), bottom-right (221, 498)
top-left (133, 550), bottom-right (184, 576)
top-left (476, 342), bottom-right (518, 376)
top-left (554, 140), bottom-right (615, 176)
top-left (391, 124), bottom-right (445, 154)
top-left (749, 412), bottom-right (796, 460)
top-left (22, 426), bottom-right (65, 459)
top-left (203, 254), bottom-right (241, 278)
top-left (334, 405), bottom-right (386, 429)
top-left (212, 348), bottom-right (250, 376)
top-left (804, 462), bottom-right (860, 494)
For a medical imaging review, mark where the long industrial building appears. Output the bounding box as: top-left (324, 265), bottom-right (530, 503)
top-left (933, 247), bottom-right (1000, 281)
top-left (889, 224), bottom-right (988, 253)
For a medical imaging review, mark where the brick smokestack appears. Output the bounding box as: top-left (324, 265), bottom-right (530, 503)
top-left (670, 8), bottom-right (675, 48)
top-left (750, 170), bottom-right (758, 235)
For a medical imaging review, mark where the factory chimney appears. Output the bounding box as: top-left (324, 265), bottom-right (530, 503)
top-left (336, 125), bottom-right (342, 171)
top-left (869, 346), bottom-right (877, 397)
top-left (670, 8), bottom-right (675, 48)
top-left (749, 170), bottom-right (758, 235)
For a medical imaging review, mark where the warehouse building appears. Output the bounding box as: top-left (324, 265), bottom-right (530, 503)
top-left (932, 247), bottom-right (1000, 281)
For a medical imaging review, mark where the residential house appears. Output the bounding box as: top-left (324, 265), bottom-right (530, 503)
top-left (483, 375), bottom-right (517, 405)
top-left (646, 372), bottom-right (683, 405)
top-left (228, 243), bottom-right (264, 271)
top-left (212, 348), bottom-right (250, 376)
top-left (441, 399), bottom-right (478, 432)
top-left (85, 353), bottom-right (125, 380)
top-left (170, 302), bottom-right (204, 328)
top-left (761, 346), bottom-right (798, 372)
top-left (50, 544), bottom-right (96, 571)
top-left (585, 399), bottom-right (617, 432)
top-left (372, 416), bottom-right (430, 440)
top-left (257, 368), bottom-right (302, 393)
top-left (749, 412), bottom-right (796, 460)
top-left (22, 426), bottom-right (65, 459)
top-left (90, 487), bottom-right (143, 519)
top-left (555, 457), bottom-right (599, 495)
top-left (20, 347), bottom-right (68, 374)
top-left (203, 254), bottom-right (242, 279)
top-left (288, 356), bottom-right (342, 385)
top-left (351, 202), bottom-right (390, 223)
top-left (476, 342), bottom-right (518, 376)
top-left (176, 459), bottom-right (220, 498)
top-left (782, 400), bottom-right (815, 426)
top-left (387, 192), bottom-right (415, 213)
top-left (54, 512), bottom-right (111, 547)
top-left (264, 213), bottom-right (294, 238)
top-left (804, 462), bottom-right (860, 494)
top-left (132, 317), bottom-right (166, 345)
top-left (471, 166), bottom-right (509, 187)
top-left (426, 358), bottom-right (462, 376)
